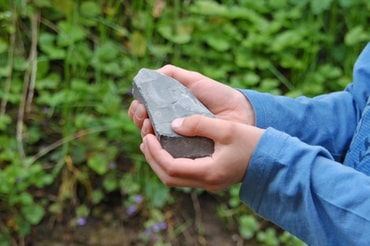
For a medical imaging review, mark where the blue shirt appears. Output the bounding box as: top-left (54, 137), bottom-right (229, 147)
top-left (238, 42), bottom-right (370, 245)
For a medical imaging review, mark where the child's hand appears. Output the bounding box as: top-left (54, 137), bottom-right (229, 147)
top-left (128, 65), bottom-right (256, 137)
top-left (140, 115), bottom-right (264, 191)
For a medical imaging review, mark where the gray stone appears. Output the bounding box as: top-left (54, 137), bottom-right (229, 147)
top-left (133, 68), bottom-right (215, 158)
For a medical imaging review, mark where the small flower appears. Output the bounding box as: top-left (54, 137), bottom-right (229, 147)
top-left (126, 205), bottom-right (137, 217)
top-left (133, 194), bottom-right (143, 204)
top-left (144, 228), bottom-right (152, 236)
top-left (152, 223), bottom-right (161, 232)
top-left (152, 221), bottom-right (167, 232)
top-left (158, 221), bottom-right (167, 230)
top-left (77, 217), bottom-right (87, 226)
top-left (42, 107), bottom-right (50, 114)
top-left (108, 162), bottom-right (117, 169)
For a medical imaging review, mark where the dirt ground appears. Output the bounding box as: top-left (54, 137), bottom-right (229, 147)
top-left (30, 192), bottom-right (256, 246)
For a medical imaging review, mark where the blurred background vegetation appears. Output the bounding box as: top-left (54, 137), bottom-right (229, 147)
top-left (0, 0), bottom-right (369, 245)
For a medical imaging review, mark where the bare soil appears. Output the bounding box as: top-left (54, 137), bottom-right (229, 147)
top-left (29, 192), bottom-right (256, 246)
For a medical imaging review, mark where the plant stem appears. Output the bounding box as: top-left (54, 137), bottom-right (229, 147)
top-left (26, 11), bottom-right (40, 113)
top-left (0, 4), bottom-right (17, 116)
top-left (17, 10), bottom-right (40, 161)
top-left (25, 125), bottom-right (116, 167)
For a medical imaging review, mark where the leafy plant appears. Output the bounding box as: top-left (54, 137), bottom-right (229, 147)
top-left (0, 0), bottom-right (369, 244)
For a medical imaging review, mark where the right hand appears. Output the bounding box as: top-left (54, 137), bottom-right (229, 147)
top-left (128, 64), bottom-right (256, 136)
top-left (138, 115), bottom-right (264, 191)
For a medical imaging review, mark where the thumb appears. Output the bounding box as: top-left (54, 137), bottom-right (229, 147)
top-left (172, 115), bottom-right (227, 141)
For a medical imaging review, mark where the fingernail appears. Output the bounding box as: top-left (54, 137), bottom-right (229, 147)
top-left (172, 118), bottom-right (184, 128)
top-left (137, 109), bottom-right (145, 120)
top-left (140, 142), bottom-right (144, 152)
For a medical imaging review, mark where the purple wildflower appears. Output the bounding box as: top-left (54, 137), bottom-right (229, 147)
top-left (152, 221), bottom-right (167, 232)
top-left (108, 162), bottom-right (117, 169)
top-left (126, 205), bottom-right (137, 217)
top-left (158, 221), bottom-right (167, 230)
top-left (144, 228), bottom-right (152, 236)
top-left (133, 194), bottom-right (143, 204)
top-left (152, 223), bottom-right (160, 232)
top-left (77, 217), bottom-right (87, 226)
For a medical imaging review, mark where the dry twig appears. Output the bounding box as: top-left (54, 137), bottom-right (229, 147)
top-left (17, 11), bottom-right (40, 161)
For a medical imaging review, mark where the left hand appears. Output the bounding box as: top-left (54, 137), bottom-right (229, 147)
top-left (140, 114), bottom-right (264, 191)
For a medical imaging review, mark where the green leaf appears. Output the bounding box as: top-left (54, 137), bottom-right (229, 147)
top-left (345, 26), bottom-right (369, 46)
top-left (15, 214), bottom-right (31, 236)
top-left (21, 204), bottom-right (45, 225)
top-left (57, 21), bottom-right (87, 46)
top-left (0, 115), bottom-right (11, 131)
top-left (189, 1), bottom-right (228, 16)
top-left (10, 192), bottom-right (33, 206)
top-left (239, 215), bottom-right (259, 240)
top-left (87, 153), bottom-right (108, 175)
top-left (339, 0), bottom-right (361, 8)
top-left (257, 228), bottom-right (279, 245)
top-left (311, 0), bottom-right (333, 14)
top-left (144, 178), bottom-right (171, 208)
top-left (103, 177), bottom-right (118, 192)
top-left (268, 0), bottom-right (288, 9)
top-left (129, 31), bottom-right (147, 56)
top-left (35, 73), bottom-right (60, 90)
top-left (205, 35), bottom-right (230, 51)
top-left (80, 1), bottom-right (101, 17)
top-left (34, 0), bottom-right (51, 7)
top-left (49, 202), bottom-right (63, 214)
top-left (76, 205), bottom-right (89, 217)
top-left (0, 38), bottom-right (8, 53)
top-left (102, 62), bottom-right (123, 76)
top-left (157, 24), bottom-right (192, 44)
top-left (12, 56), bottom-right (27, 71)
top-left (0, 232), bottom-right (11, 245)
top-left (39, 33), bottom-right (66, 59)
top-left (95, 41), bottom-right (120, 61)
top-left (92, 190), bottom-right (104, 204)
top-left (53, 0), bottom-right (74, 14)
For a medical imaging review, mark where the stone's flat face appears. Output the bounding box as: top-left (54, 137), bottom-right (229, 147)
top-left (133, 68), bottom-right (215, 158)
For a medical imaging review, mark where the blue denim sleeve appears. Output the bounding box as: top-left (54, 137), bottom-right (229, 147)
top-left (238, 42), bottom-right (370, 244)
top-left (240, 128), bottom-right (370, 245)
top-left (237, 42), bottom-right (370, 161)
top-left (238, 90), bottom-right (356, 161)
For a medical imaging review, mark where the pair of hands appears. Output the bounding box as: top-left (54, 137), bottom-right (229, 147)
top-left (128, 65), bottom-right (265, 191)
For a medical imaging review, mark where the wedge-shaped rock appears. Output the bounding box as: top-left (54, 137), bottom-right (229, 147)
top-left (133, 68), bottom-right (215, 158)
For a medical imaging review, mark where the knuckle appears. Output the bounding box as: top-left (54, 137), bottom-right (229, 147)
top-left (220, 123), bottom-right (236, 143)
top-left (204, 171), bottom-right (226, 187)
top-left (162, 163), bottom-right (178, 177)
top-left (162, 64), bottom-right (174, 70)
top-left (187, 115), bottom-right (203, 132)
top-left (162, 178), bottom-right (175, 187)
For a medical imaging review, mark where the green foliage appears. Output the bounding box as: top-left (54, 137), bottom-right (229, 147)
top-left (0, 0), bottom-right (369, 244)
top-left (239, 214), bottom-right (259, 240)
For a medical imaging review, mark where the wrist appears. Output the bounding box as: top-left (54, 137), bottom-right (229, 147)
top-left (235, 89), bottom-right (256, 126)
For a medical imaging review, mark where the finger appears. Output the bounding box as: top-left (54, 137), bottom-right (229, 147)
top-left (157, 64), bottom-right (204, 88)
top-left (172, 115), bottom-right (234, 144)
top-left (128, 100), bottom-right (148, 129)
top-left (157, 65), bottom-right (236, 114)
top-left (140, 135), bottom-right (194, 186)
top-left (142, 134), bottom-right (218, 187)
top-left (141, 118), bottom-right (154, 137)
top-left (128, 99), bottom-right (137, 120)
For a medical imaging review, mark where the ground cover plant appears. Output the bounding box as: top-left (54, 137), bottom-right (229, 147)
top-left (0, 0), bottom-right (369, 245)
